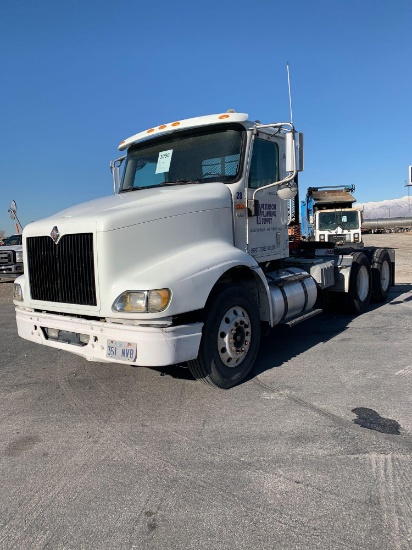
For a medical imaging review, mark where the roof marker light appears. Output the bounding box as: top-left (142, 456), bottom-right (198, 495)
top-left (219, 114), bottom-right (230, 119)
top-left (172, 122), bottom-right (180, 127)
top-left (147, 128), bottom-right (155, 133)
top-left (158, 125), bottom-right (167, 129)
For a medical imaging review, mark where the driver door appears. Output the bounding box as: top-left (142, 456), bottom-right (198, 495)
top-left (247, 136), bottom-right (287, 261)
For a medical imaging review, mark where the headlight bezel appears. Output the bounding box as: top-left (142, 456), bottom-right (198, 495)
top-left (112, 288), bottom-right (171, 313)
top-left (15, 250), bottom-right (23, 263)
top-left (13, 283), bottom-right (23, 301)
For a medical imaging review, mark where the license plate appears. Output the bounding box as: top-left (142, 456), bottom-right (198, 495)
top-left (106, 340), bottom-right (137, 362)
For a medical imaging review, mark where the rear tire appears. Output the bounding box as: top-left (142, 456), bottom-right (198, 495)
top-left (370, 249), bottom-right (392, 302)
top-left (345, 252), bottom-right (372, 314)
top-left (188, 285), bottom-right (261, 389)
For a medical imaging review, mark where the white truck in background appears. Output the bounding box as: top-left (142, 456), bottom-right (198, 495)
top-left (0, 234), bottom-right (23, 280)
top-left (301, 185), bottom-right (363, 245)
top-left (13, 112), bottom-right (394, 388)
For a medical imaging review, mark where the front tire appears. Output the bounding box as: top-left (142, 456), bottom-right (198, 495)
top-left (188, 285), bottom-right (261, 389)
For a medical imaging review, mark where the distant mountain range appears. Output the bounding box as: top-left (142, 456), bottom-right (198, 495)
top-left (356, 195), bottom-right (412, 219)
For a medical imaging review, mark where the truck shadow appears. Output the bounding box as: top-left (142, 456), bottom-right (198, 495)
top-left (156, 284), bottom-right (411, 385)
top-left (252, 313), bottom-right (352, 378)
top-left (252, 283), bottom-right (412, 379)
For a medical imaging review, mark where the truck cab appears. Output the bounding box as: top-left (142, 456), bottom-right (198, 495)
top-left (301, 186), bottom-right (362, 245)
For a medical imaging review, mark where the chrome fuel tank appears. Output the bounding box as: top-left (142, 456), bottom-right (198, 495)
top-left (266, 268), bottom-right (318, 325)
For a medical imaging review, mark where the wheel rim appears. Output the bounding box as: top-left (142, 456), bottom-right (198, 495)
top-left (217, 306), bottom-right (251, 367)
top-left (357, 265), bottom-right (370, 301)
top-left (381, 260), bottom-right (391, 291)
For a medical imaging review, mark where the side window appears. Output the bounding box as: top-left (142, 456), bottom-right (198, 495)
top-left (248, 139), bottom-right (279, 189)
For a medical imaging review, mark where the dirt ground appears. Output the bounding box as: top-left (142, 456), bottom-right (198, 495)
top-left (1, 233), bottom-right (410, 305)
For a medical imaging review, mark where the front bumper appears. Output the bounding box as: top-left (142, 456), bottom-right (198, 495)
top-left (15, 307), bottom-right (203, 367)
top-left (0, 264), bottom-right (23, 279)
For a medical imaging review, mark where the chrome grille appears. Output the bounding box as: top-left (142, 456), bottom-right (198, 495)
top-left (328, 234), bottom-right (347, 244)
top-left (0, 251), bottom-right (13, 265)
top-left (27, 233), bottom-right (97, 306)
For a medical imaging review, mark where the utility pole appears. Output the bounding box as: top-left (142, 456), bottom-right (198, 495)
top-left (405, 178), bottom-right (411, 215)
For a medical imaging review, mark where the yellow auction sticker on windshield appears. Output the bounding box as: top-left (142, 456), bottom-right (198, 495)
top-left (156, 149), bottom-right (173, 174)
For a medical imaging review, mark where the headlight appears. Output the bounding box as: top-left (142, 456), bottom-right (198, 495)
top-left (13, 283), bottom-right (23, 301)
top-left (354, 233), bottom-right (360, 242)
top-left (112, 289), bottom-right (171, 313)
top-left (15, 251), bottom-right (23, 262)
top-left (319, 234), bottom-right (325, 241)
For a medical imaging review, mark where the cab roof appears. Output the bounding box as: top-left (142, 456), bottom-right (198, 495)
top-left (118, 112), bottom-right (249, 151)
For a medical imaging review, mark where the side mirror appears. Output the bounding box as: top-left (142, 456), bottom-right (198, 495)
top-left (277, 181), bottom-right (298, 200)
top-left (110, 156), bottom-right (126, 194)
top-left (286, 132), bottom-right (304, 173)
top-left (8, 199), bottom-right (23, 231)
top-left (8, 200), bottom-right (17, 220)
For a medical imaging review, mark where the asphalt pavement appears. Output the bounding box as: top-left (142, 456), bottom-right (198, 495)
top-left (1, 279), bottom-right (412, 549)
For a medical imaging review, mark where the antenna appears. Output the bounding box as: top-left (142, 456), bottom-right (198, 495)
top-left (286, 62), bottom-right (293, 125)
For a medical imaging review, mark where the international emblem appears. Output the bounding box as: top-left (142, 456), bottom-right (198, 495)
top-left (50, 226), bottom-right (60, 243)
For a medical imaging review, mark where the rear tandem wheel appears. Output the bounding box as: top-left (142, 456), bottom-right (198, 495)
top-left (370, 248), bottom-right (392, 302)
top-left (344, 252), bottom-right (372, 314)
top-left (323, 252), bottom-right (372, 315)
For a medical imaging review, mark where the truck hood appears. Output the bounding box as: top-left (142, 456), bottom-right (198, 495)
top-left (25, 183), bottom-right (232, 233)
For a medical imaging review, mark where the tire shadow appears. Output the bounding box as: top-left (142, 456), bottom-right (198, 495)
top-left (251, 312), bottom-right (352, 378)
top-left (386, 283), bottom-right (412, 304)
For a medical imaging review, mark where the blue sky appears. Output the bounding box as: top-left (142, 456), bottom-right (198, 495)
top-left (1, 0), bottom-right (411, 235)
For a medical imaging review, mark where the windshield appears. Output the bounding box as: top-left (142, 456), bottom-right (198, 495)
top-left (120, 124), bottom-right (244, 191)
top-left (318, 211), bottom-right (360, 231)
top-left (3, 235), bottom-right (22, 246)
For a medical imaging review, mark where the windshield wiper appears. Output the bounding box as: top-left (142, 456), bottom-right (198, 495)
top-left (164, 179), bottom-right (200, 186)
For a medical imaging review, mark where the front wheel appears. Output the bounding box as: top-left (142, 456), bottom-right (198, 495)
top-left (188, 285), bottom-right (261, 389)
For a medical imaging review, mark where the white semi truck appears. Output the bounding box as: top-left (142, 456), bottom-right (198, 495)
top-left (13, 112), bottom-right (394, 388)
top-left (300, 185), bottom-right (363, 244)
